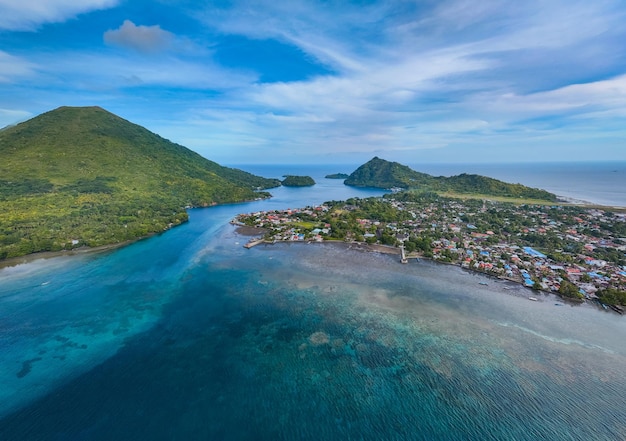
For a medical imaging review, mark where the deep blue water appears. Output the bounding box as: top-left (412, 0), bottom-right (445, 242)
top-left (1, 163), bottom-right (625, 440)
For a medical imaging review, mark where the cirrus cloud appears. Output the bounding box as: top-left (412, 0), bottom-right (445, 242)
top-left (0, 51), bottom-right (37, 83)
top-left (0, 0), bottom-right (118, 31)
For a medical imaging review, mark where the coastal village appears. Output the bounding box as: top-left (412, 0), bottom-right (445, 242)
top-left (233, 195), bottom-right (626, 313)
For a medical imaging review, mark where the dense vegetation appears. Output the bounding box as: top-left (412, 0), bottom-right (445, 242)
top-left (281, 175), bottom-right (315, 187)
top-left (0, 106), bottom-right (280, 259)
top-left (325, 173), bottom-right (349, 179)
top-left (596, 288), bottom-right (626, 307)
top-left (345, 157), bottom-right (432, 189)
top-left (345, 157), bottom-right (557, 202)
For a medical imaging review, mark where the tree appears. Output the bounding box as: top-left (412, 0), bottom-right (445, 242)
top-left (558, 280), bottom-right (583, 300)
top-left (531, 278), bottom-right (542, 291)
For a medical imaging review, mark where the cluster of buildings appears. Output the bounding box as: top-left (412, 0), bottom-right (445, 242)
top-left (234, 197), bottom-right (626, 309)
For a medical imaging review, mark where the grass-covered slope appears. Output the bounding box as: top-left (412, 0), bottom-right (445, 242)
top-left (0, 106), bottom-right (280, 259)
top-left (344, 157), bottom-right (557, 202)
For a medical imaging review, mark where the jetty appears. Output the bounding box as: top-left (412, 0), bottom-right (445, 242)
top-left (398, 245), bottom-right (420, 264)
top-left (244, 239), bottom-right (265, 249)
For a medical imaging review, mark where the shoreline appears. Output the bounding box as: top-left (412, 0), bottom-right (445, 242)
top-left (0, 194), bottom-right (275, 269)
top-left (234, 228), bottom-right (615, 311)
top-left (0, 238), bottom-right (146, 269)
top-left (3, 196), bottom-right (623, 272)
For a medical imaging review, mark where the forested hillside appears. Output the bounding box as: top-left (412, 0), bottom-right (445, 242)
top-left (0, 106), bottom-right (280, 259)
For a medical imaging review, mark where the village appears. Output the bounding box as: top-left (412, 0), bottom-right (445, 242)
top-left (233, 195), bottom-right (626, 313)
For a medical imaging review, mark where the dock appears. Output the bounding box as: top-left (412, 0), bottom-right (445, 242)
top-left (244, 239), bottom-right (265, 249)
top-left (400, 246), bottom-right (408, 264)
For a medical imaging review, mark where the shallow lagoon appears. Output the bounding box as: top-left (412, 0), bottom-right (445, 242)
top-left (1, 167), bottom-right (625, 440)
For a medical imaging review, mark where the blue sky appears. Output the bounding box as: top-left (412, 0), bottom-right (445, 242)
top-left (1, 0), bottom-right (626, 165)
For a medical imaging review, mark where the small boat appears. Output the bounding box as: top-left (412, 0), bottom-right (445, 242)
top-left (528, 296), bottom-right (538, 301)
top-left (479, 282), bottom-right (488, 286)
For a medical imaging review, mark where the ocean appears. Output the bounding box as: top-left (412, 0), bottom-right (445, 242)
top-left (0, 162), bottom-right (625, 440)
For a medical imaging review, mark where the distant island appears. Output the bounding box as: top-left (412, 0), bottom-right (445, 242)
top-left (282, 175), bottom-right (316, 187)
top-left (0, 106), bottom-right (280, 260)
top-left (345, 157), bottom-right (557, 202)
top-left (325, 173), bottom-right (349, 179)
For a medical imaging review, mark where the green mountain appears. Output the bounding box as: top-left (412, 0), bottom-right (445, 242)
top-left (0, 106), bottom-right (280, 259)
top-left (281, 175), bottom-right (315, 187)
top-left (344, 157), bottom-right (432, 189)
top-left (344, 157), bottom-right (557, 201)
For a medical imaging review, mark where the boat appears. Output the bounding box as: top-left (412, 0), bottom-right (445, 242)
top-left (528, 296), bottom-right (538, 301)
top-left (479, 282), bottom-right (488, 286)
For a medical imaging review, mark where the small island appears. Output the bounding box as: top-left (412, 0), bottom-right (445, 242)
top-left (325, 173), bottom-right (349, 179)
top-left (281, 175), bottom-right (316, 187)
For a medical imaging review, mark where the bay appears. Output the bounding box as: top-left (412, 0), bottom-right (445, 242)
top-left (0, 163), bottom-right (625, 440)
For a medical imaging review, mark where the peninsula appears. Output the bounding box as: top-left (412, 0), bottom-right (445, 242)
top-left (0, 106), bottom-right (280, 260)
top-left (234, 193), bottom-right (626, 311)
top-left (344, 157), bottom-right (558, 202)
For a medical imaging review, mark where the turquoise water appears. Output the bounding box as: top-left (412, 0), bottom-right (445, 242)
top-left (1, 165), bottom-right (625, 440)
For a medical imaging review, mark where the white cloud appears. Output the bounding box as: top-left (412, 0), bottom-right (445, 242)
top-left (0, 0), bottom-right (118, 31)
top-left (152, 1), bottom-right (626, 162)
top-left (104, 20), bottom-right (175, 53)
top-left (0, 51), bottom-right (36, 83)
top-left (3, 0), bottom-right (625, 163)
top-left (482, 74), bottom-right (626, 116)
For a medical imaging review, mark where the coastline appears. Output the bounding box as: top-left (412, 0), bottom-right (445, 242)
top-left (0, 193), bottom-right (275, 269)
top-left (235, 224), bottom-right (401, 255)
top-left (233, 227), bottom-right (616, 311)
top-left (0, 238), bottom-right (144, 269)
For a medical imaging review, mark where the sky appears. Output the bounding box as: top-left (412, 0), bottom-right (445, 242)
top-left (1, 0), bottom-right (626, 165)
